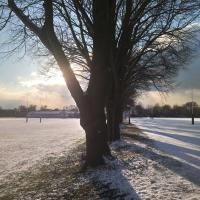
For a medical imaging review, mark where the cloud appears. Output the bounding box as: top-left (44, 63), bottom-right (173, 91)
top-left (176, 55), bottom-right (200, 90)
top-left (138, 47), bottom-right (200, 107)
top-left (0, 71), bottom-right (75, 109)
top-left (0, 99), bottom-right (23, 109)
top-left (34, 84), bottom-right (75, 107)
top-left (1, 47), bottom-right (200, 109)
top-left (138, 89), bottom-right (200, 107)
top-left (0, 86), bottom-right (26, 108)
top-left (17, 70), bottom-right (66, 87)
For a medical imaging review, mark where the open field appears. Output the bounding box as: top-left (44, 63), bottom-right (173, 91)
top-left (0, 118), bottom-right (84, 181)
top-left (0, 117), bottom-right (200, 199)
top-left (131, 117), bottom-right (200, 170)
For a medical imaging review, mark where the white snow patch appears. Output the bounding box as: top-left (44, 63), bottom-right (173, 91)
top-left (0, 118), bottom-right (84, 181)
top-left (85, 120), bottom-right (200, 200)
top-left (131, 118), bottom-right (200, 170)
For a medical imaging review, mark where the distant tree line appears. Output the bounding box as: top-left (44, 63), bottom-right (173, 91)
top-left (132, 102), bottom-right (200, 118)
top-left (0, 105), bottom-right (79, 117)
top-left (0, 105), bottom-right (36, 117)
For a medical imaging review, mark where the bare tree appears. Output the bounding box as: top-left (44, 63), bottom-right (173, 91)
top-left (1, 0), bottom-right (200, 165)
top-left (109, 36), bottom-right (196, 140)
top-left (1, 0), bottom-right (114, 166)
top-left (105, 0), bottom-right (200, 141)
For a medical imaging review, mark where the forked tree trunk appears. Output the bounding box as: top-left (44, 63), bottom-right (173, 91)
top-left (80, 77), bottom-right (111, 166)
top-left (79, 0), bottom-right (116, 165)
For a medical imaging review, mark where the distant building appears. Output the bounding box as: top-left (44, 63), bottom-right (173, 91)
top-left (27, 110), bottom-right (79, 118)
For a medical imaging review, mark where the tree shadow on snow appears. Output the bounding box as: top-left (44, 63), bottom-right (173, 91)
top-left (122, 136), bottom-right (200, 187)
top-left (134, 127), bottom-right (200, 169)
top-left (85, 159), bottom-right (142, 200)
top-left (140, 127), bottom-right (200, 146)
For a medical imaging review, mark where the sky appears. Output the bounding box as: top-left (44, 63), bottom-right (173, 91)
top-left (0, 57), bottom-right (75, 109)
top-left (0, 36), bottom-right (75, 109)
top-left (0, 34), bottom-right (200, 109)
top-left (138, 53), bottom-right (200, 107)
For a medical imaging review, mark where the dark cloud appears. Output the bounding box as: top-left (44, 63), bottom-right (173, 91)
top-left (176, 51), bottom-right (200, 90)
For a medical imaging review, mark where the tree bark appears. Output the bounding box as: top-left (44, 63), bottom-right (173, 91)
top-left (80, 72), bottom-right (111, 166)
top-left (80, 105), bottom-right (110, 166)
top-left (78, 0), bottom-right (116, 166)
top-left (106, 90), bottom-right (123, 142)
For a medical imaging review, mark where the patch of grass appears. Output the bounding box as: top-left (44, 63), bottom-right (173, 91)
top-left (0, 142), bottom-right (101, 200)
top-left (121, 124), bottom-right (148, 142)
top-left (152, 163), bottom-right (165, 172)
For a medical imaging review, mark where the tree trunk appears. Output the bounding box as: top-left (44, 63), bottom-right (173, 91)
top-left (106, 91), bottom-right (123, 142)
top-left (78, 0), bottom-right (116, 166)
top-left (82, 113), bottom-right (110, 166)
top-left (106, 100), bottom-right (113, 142)
top-left (80, 89), bottom-right (111, 166)
top-left (112, 99), bottom-right (122, 141)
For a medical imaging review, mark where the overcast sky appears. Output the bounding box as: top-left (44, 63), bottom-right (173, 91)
top-left (0, 33), bottom-right (200, 109)
top-left (138, 50), bottom-right (200, 107)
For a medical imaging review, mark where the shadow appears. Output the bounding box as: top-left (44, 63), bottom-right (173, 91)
top-left (158, 126), bottom-right (200, 134)
top-left (150, 140), bottom-right (200, 167)
top-left (85, 159), bottom-right (141, 200)
top-left (132, 119), bottom-right (200, 135)
top-left (140, 124), bottom-right (200, 135)
top-left (141, 127), bottom-right (200, 146)
top-left (122, 138), bottom-right (200, 186)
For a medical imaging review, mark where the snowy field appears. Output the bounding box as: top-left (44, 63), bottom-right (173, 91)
top-left (1, 117), bottom-right (200, 199)
top-left (0, 118), bottom-right (84, 181)
top-left (86, 118), bottom-right (200, 200)
top-left (131, 118), bottom-right (200, 170)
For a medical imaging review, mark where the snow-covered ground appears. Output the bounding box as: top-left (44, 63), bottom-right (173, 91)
top-left (86, 118), bottom-right (200, 199)
top-left (1, 117), bottom-right (200, 199)
top-left (0, 118), bottom-right (84, 181)
top-left (131, 118), bottom-right (200, 170)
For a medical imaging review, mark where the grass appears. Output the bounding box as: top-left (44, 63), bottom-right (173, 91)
top-left (0, 125), bottom-right (145, 200)
top-left (1, 123), bottom-right (175, 200)
top-left (0, 141), bottom-right (100, 200)
top-left (121, 124), bottom-right (148, 141)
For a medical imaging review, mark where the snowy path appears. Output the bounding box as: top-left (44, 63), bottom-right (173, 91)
top-left (0, 118), bottom-right (84, 181)
top-left (131, 118), bottom-right (200, 169)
